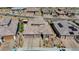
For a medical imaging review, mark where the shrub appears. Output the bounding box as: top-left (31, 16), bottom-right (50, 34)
top-left (18, 23), bottom-right (24, 33)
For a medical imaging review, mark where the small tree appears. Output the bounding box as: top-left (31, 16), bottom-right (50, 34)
top-left (19, 23), bottom-right (24, 33)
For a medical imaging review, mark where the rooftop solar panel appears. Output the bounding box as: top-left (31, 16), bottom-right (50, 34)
top-left (69, 26), bottom-right (77, 31)
top-left (72, 28), bottom-right (77, 31)
top-left (58, 23), bottom-right (63, 27)
top-left (69, 32), bottom-right (74, 35)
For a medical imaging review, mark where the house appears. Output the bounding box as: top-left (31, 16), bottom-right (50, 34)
top-left (53, 20), bottom-right (79, 39)
top-left (0, 18), bottom-right (19, 44)
top-left (41, 8), bottom-right (51, 15)
top-left (23, 17), bottom-right (54, 39)
top-left (26, 7), bottom-right (41, 16)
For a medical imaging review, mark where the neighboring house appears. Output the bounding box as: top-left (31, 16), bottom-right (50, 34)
top-left (26, 7), bottom-right (41, 16)
top-left (41, 8), bottom-right (51, 15)
top-left (53, 20), bottom-right (79, 39)
top-left (11, 7), bottom-right (25, 14)
top-left (0, 18), bottom-right (19, 43)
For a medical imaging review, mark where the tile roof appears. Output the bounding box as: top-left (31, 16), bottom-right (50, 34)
top-left (0, 18), bottom-right (19, 37)
top-left (23, 17), bottom-right (53, 35)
